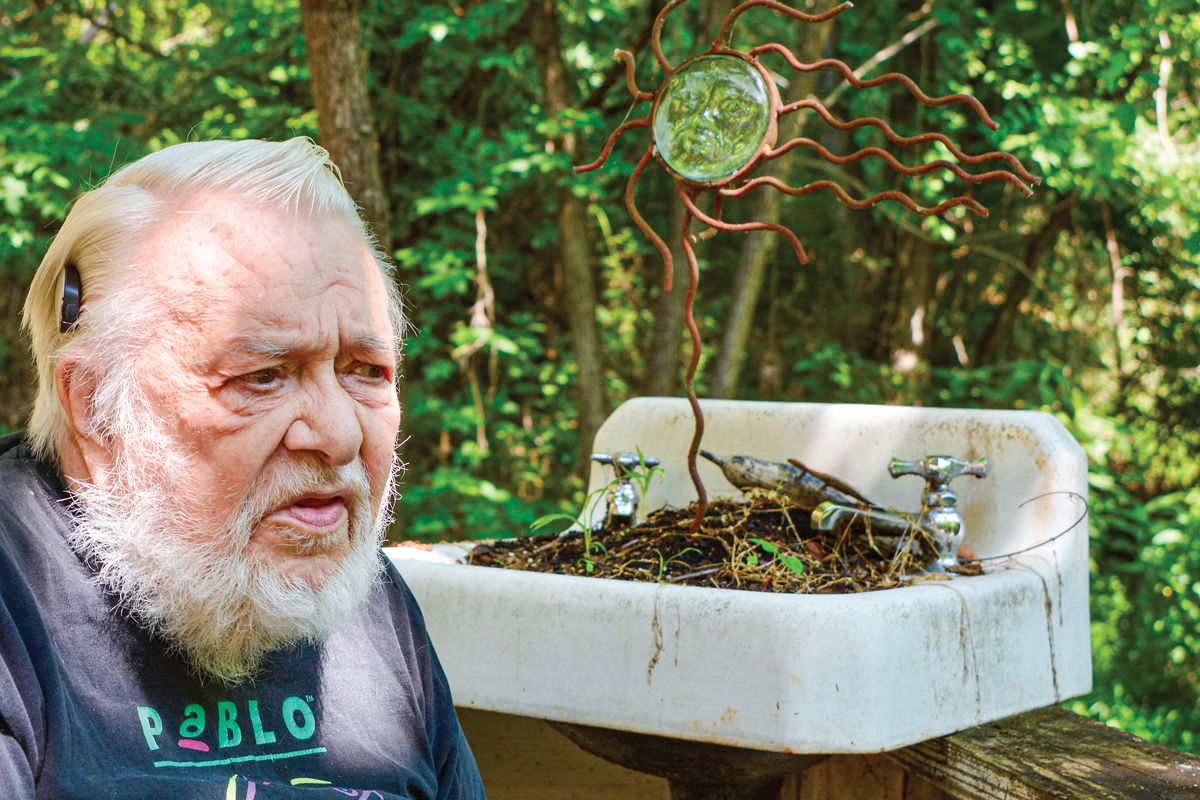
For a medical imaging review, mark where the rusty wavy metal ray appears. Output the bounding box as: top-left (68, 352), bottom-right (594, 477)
top-left (720, 176), bottom-right (991, 217)
top-left (750, 43), bottom-right (1001, 131)
top-left (780, 99), bottom-right (1042, 186)
top-left (679, 189), bottom-right (808, 263)
top-left (712, 0), bottom-right (853, 48)
top-left (574, 118), bottom-right (650, 175)
top-left (765, 138), bottom-right (1035, 197)
top-left (626, 147), bottom-right (674, 291)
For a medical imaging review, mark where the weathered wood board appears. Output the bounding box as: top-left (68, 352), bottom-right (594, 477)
top-left (891, 706), bottom-right (1200, 800)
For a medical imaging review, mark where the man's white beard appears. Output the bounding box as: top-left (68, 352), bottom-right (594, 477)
top-left (67, 414), bottom-right (394, 684)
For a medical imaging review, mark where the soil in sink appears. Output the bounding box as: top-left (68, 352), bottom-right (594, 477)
top-left (464, 491), bottom-right (981, 594)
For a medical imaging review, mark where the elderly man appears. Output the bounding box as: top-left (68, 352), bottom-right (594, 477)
top-left (0, 139), bottom-right (486, 799)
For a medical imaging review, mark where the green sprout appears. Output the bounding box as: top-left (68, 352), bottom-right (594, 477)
top-left (654, 547), bottom-right (702, 582)
top-left (750, 538), bottom-right (805, 578)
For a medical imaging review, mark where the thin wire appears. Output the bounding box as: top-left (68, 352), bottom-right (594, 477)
top-left (974, 491), bottom-right (1089, 564)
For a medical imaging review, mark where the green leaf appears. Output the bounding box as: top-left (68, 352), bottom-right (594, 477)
top-left (530, 513), bottom-right (577, 532)
top-left (1113, 104), bottom-right (1138, 136)
top-left (751, 538), bottom-right (804, 576)
top-left (778, 555), bottom-right (806, 577)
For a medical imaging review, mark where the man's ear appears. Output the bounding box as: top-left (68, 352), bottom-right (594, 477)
top-left (55, 356), bottom-right (113, 486)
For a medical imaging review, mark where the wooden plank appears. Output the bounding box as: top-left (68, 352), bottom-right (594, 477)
top-left (457, 708), bottom-right (670, 800)
top-left (889, 706), bottom-right (1200, 800)
top-left (904, 773), bottom-right (954, 800)
top-left (800, 755), bottom-right (907, 800)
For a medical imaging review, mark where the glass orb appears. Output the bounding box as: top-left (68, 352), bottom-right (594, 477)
top-left (653, 55), bottom-right (772, 183)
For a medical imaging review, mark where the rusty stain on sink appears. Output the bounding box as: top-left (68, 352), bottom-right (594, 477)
top-left (686, 707), bottom-right (739, 729)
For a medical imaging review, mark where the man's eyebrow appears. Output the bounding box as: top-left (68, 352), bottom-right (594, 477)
top-left (350, 334), bottom-right (398, 357)
top-left (229, 335), bottom-right (303, 359)
top-left (227, 334), bottom-right (399, 359)
top-left (229, 335), bottom-right (297, 359)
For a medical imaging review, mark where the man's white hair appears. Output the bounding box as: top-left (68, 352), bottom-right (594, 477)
top-left (21, 137), bottom-right (402, 462)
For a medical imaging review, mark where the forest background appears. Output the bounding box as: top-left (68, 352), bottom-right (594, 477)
top-left (3, 0), bottom-right (1199, 755)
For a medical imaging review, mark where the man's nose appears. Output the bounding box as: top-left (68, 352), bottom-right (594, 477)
top-left (282, 375), bottom-right (363, 466)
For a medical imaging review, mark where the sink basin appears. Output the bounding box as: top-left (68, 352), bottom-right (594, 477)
top-left (389, 398), bottom-right (1091, 754)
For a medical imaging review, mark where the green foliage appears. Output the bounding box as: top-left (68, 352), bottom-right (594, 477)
top-left (2, 0), bottom-right (1200, 756)
top-left (750, 538), bottom-right (806, 578)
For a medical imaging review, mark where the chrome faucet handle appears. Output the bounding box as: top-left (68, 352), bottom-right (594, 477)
top-left (888, 455), bottom-right (989, 573)
top-left (592, 451), bottom-right (661, 478)
top-left (889, 456), bottom-right (988, 504)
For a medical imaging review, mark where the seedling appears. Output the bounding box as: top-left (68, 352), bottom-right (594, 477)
top-left (654, 547), bottom-right (702, 582)
top-left (750, 538), bottom-right (805, 578)
top-left (629, 448), bottom-right (665, 499)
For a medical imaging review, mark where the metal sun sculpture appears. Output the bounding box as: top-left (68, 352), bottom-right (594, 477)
top-left (575, 0), bottom-right (1040, 533)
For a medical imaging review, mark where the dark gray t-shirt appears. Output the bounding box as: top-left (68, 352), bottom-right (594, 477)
top-left (0, 436), bottom-right (485, 800)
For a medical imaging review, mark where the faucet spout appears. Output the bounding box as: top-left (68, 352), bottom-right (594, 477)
top-left (811, 502), bottom-right (911, 536)
top-left (811, 502), bottom-right (923, 559)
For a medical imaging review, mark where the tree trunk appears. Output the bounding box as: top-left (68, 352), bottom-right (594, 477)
top-left (0, 275), bottom-right (35, 431)
top-left (646, 194), bottom-right (689, 396)
top-left (975, 195), bottom-right (1075, 366)
top-left (299, 0), bottom-right (393, 256)
top-left (529, 0), bottom-right (608, 467)
top-left (881, 231), bottom-right (938, 387)
top-left (709, 0), bottom-right (841, 399)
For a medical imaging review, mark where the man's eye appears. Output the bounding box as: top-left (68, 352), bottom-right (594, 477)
top-left (244, 369), bottom-right (281, 386)
top-left (353, 363), bottom-right (386, 380)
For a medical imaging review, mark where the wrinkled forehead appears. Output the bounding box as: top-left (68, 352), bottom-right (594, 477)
top-left (125, 195), bottom-right (393, 338)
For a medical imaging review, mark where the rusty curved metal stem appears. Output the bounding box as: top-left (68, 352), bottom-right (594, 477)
top-left (720, 176), bottom-right (989, 217)
top-left (615, 49), bottom-right (654, 102)
top-left (626, 147), bottom-right (675, 292)
top-left (574, 118), bottom-right (650, 174)
top-left (781, 99), bottom-right (1041, 186)
top-left (651, 0), bottom-right (690, 75)
top-left (714, 0), bottom-right (852, 48)
top-left (767, 137), bottom-right (1034, 196)
top-left (697, 194), bottom-right (724, 241)
top-left (680, 190), bottom-right (808, 263)
top-left (678, 195), bottom-right (707, 534)
top-left (751, 43), bottom-right (1001, 131)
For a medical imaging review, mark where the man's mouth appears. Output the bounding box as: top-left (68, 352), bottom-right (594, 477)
top-left (270, 489), bottom-right (352, 530)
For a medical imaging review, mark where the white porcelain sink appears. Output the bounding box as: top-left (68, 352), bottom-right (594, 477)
top-left (389, 398), bottom-right (1091, 753)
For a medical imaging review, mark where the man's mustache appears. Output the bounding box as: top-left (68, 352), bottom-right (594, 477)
top-left (239, 458), bottom-right (372, 540)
